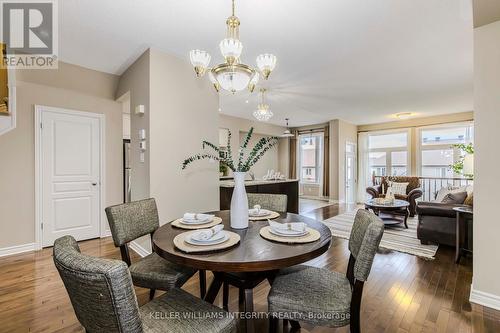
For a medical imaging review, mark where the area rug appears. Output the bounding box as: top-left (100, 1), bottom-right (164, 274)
top-left (322, 209), bottom-right (438, 260)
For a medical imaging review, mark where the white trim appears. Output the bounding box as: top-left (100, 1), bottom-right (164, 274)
top-left (34, 105), bottom-right (106, 249)
top-left (0, 243), bottom-right (36, 258)
top-left (470, 285), bottom-right (500, 311)
top-left (129, 241), bottom-right (151, 258)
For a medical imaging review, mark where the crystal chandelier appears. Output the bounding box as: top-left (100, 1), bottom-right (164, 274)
top-left (189, 0), bottom-right (277, 94)
top-left (253, 89), bottom-right (273, 122)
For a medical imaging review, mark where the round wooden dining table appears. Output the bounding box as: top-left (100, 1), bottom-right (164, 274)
top-left (152, 210), bottom-right (332, 332)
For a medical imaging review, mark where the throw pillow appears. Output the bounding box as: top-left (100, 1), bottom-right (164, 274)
top-left (388, 181), bottom-right (409, 196)
top-left (441, 192), bottom-right (468, 204)
top-left (435, 185), bottom-right (471, 202)
top-left (464, 192), bottom-right (473, 206)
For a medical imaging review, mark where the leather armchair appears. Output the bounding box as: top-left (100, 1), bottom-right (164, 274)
top-left (366, 176), bottom-right (423, 217)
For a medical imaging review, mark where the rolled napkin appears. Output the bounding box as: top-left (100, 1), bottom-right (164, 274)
top-left (183, 213), bottom-right (214, 221)
top-left (191, 225), bottom-right (224, 241)
top-left (268, 220), bottom-right (306, 233)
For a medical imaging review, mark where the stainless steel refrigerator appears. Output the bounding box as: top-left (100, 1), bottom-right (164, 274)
top-left (123, 139), bottom-right (131, 202)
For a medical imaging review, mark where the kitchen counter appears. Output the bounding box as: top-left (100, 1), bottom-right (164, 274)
top-left (219, 179), bottom-right (299, 213)
top-left (219, 179), bottom-right (299, 188)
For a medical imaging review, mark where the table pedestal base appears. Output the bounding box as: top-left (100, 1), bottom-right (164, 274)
top-left (204, 271), bottom-right (278, 333)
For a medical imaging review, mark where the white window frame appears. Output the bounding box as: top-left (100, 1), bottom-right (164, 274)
top-left (367, 128), bottom-right (412, 177)
top-left (297, 132), bottom-right (324, 185)
top-left (416, 121), bottom-right (474, 177)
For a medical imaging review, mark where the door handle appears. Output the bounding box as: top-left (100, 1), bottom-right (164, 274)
top-left (91, 182), bottom-right (98, 186)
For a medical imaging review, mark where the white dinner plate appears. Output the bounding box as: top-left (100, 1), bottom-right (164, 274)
top-left (185, 233), bottom-right (229, 246)
top-left (268, 228), bottom-right (309, 237)
top-left (249, 209), bottom-right (272, 217)
top-left (180, 217), bottom-right (213, 225)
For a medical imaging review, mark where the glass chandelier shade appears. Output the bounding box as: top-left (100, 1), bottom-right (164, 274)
top-left (253, 103), bottom-right (273, 121)
top-left (253, 88), bottom-right (273, 122)
top-left (219, 38), bottom-right (243, 65)
top-left (256, 54), bottom-right (277, 79)
top-left (189, 0), bottom-right (277, 93)
top-left (189, 50), bottom-right (211, 77)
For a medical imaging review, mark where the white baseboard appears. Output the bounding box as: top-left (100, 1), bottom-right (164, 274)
top-left (0, 243), bottom-right (36, 258)
top-left (100, 230), bottom-right (112, 238)
top-left (129, 240), bottom-right (150, 258)
top-left (470, 284), bottom-right (500, 310)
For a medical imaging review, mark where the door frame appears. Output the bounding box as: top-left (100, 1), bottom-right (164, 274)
top-left (34, 105), bottom-right (106, 250)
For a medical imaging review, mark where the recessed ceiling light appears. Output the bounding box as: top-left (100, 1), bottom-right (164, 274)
top-left (218, 108), bottom-right (222, 112)
top-left (396, 112), bottom-right (413, 120)
top-left (245, 100), bottom-right (249, 104)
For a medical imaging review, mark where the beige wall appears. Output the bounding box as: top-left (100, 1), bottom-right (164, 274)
top-left (116, 49), bottom-right (220, 251)
top-left (149, 49), bottom-right (219, 222)
top-left (0, 62), bottom-right (122, 249)
top-left (219, 114), bottom-right (288, 178)
top-left (116, 50), bottom-right (151, 201)
top-left (240, 132), bottom-right (279, 179)
top-left (471, 20), bottom-right (500, 305)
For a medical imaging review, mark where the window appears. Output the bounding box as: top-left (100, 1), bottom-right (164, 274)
top-left (368, 130), bottom-right (409, 177)
top-left (298, 133), bottom-right (323, 184)
top-left (418, 123), bottom-right (473, 177)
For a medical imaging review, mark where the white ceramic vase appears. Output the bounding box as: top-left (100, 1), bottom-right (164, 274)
top-left (230, 172), bottom-right (249, 229)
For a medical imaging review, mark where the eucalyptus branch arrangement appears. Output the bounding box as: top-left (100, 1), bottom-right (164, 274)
top-left (182, 127), bottom-right (279, 172)
top-left (450, 143), bottom-right (474, 177)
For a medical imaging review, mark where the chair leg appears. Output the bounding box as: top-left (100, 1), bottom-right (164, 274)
top-left (269, 315), bottom-right (278, 333)
top-left (199, 270), bottom-right (206, 298)
top-left (290, 320), bottom-right (301, 330)
top-left (149, 289), bottom-right (156, 300)
top-left (223, 281), bottom-right (229, 311)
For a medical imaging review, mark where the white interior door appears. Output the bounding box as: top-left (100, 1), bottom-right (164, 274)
top-left (40, 108), bottom-right (101, 247)
top-left (345, 143), bottom-right (357, 204)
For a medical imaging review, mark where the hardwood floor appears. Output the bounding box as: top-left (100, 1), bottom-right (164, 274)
top-left (0, 203), bottom-right (499, 332)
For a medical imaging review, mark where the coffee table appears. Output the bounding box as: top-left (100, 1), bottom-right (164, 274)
top-left (365, 199), bottom-right (410, 228)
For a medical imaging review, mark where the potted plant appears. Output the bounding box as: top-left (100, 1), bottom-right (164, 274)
top-left (450, 143), bottom-right (474, 179)
top-left (182, 127), bottom-right (278, 229)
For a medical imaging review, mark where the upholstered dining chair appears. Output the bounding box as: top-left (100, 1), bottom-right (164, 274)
top-left (267, 209), bottom-right (384, 333)
top-left (53, 235), bottom-right (237, 333)
top-left (105, 198), bottom-right (204, 300)
top-left (247, 193), bottom-right (288, 213)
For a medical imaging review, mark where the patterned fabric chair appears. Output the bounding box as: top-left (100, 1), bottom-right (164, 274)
top-left (53, 236), bottom-right (237, 333)
top-left (247, 193), bottom-right (288, 213)
top-left (366, 176), bottom-right (423, 217)
top-left (267, 210), bottom-right (384, 333)
top-left (105, 198), bottom-right (202, 300)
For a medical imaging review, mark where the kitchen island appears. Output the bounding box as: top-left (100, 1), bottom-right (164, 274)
top-left (220, 179), bottom-right (299, 213)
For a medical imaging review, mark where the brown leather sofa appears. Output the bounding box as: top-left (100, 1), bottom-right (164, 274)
top-left (366, 176), bottom-right (423, 217)
top-left (416, 201), bottom-right (471, 246)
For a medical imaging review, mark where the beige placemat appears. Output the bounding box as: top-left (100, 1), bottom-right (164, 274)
top-left (259, 226), bottom-right (321, 244)
top-left (171, 217), bottom-right (222, 230)
top-left (249, 211), bottom-right (280, 221)
top-left (173, 230), bottom-right (240, 253)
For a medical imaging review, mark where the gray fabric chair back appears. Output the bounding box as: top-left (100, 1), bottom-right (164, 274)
top-left (105, 198), bottom-right (159, 247)
top-left (248, 193), bottom-right (288, 212)
top-left (348, 210), bottom-right (384, 281)
top-left (53, 236), bottom-right (143, 333)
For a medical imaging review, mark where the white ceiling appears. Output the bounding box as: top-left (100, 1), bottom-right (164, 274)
top-left (59, 0), bottom-right (473, 127)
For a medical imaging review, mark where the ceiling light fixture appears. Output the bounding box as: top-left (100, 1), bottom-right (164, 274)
top-left (189, 0), bottom-right (277, 94)
top-left (396, 112), bottom-right (413, 120)
top-left (282, 118), bottom-right (294, 137)
top-left (253, 88), bottom-right (273, 122)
